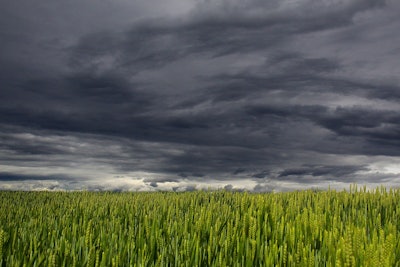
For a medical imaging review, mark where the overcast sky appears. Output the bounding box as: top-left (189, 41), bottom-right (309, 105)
top-left (1, 0), bottom-right (400, 191)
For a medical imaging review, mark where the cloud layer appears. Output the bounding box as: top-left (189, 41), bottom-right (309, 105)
top-left (1, 0), bottom-right (400, 191)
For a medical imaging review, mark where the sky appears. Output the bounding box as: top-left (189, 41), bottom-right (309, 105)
top-left (1, 0), bottom-right (400, 191)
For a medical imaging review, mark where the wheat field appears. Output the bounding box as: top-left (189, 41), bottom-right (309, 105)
top-left (0, 186), bottom-right (399, 266)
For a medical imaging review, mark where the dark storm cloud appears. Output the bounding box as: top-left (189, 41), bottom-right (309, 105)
top-left (65, 0), bottom-right (386, 72)
top-left (315, 108), bottom-right (400, 140)
top-left (1, 0), bottom-right (399, 191)
top-left (66, 73), bottom-right (137, 104)
top-left (155, 146), bottom-right (284, 176)
top-left (252, 171), bottom-right (270, 179)
top-left (233, 168), bottom-right (246, 175)
top-left (278, 165), bottom-right (368, 178)
top-left (245, 103), bottom-right (400, 155)
top-left (0, 133), bottom-right (64, 156)
top-left (0, 172), bottom-right (73, 182)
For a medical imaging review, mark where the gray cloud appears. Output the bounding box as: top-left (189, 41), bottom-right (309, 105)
top-left (252, 171), bottom-right (270, 179)
top-left (1, 0), bottom-right (400, 191)
top-left (0, 172), bottom-right (73, 182)
top-left (278, 165), bottom-right (368, 179)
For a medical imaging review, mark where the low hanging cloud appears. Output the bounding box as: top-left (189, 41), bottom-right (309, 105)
top-left (1, 0), bottom-right (400, 191)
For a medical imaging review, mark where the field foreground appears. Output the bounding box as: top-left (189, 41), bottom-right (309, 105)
top-left (1, 186), bottom-right (400, 266)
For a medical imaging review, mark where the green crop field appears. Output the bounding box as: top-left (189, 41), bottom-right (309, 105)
top-left (0, 186), bottom-right (399, 266)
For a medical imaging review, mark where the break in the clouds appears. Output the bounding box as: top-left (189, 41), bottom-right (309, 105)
top-left (1, 0), bottom-right (400, 191)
